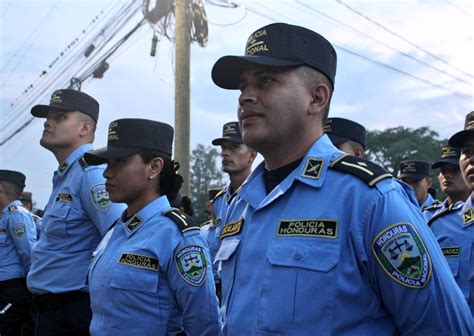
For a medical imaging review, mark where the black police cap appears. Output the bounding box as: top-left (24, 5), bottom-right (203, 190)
top-left (432, 146), bottom-right (460, 169)
top-left (212, 23), bottom-right (337, 90)
top-left (31, 89), bottom-right (99, 122)
top-left (449, 111), bottom-right (474, 147)
top-left (212, 121), bottom-right (243, 146)
top-left (0, 170), bottom-right (26, 189)
top-left (398, 160), bottom-right (431, 180)
top-left (85, 118), bottom-right (174, 165)
top-left (324, 117), bottom-right (366, 148)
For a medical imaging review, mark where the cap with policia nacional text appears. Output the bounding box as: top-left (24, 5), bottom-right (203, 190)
top-left (449, 111), bottom-right (474, 147)
top-left (324, 117), bottom-right (367, 148)
top-left (398, 160), bottom-right (431, 181)
top-left (19, 191), bottom-right (33, 202)
top-left (211, 22), bottom-right (337, 90)
top-left (31, 89), bottom-right (99, 122)
top-left (84, 118), bottom-right (174, 165)
top-left (212, 121), bottom-right (243, 145)
top-left (431, 146), bottom-right (461, 169)
top-left (0, 170), bottom-right (26, 189)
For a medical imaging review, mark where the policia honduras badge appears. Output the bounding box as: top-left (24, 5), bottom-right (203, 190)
top-left (175, 245), bottom-right (207, 286)
top-left (372, 223), bottom-right (432, 288)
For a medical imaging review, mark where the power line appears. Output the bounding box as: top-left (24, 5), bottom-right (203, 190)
top-left (336, 0), bottom-right (473, 79)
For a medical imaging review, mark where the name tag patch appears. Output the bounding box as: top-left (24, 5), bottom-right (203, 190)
top-left (442, 247), bottom-right (461, 257)
top-left (220, 218), bottom-right (244, 239)
top-left (118, 253), bottom-right (159, 271)
top-left (372, 223), bottom-right (432, 288)
top-left (277, 219), bottom-right (337, 238)
top-left (56, 192), bottom-right (73, 203)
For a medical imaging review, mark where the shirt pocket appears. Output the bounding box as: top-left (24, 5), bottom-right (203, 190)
top-left (44, 202), bottom-right (71, 239)
top-left (256, 238), bottom-right (340, 335)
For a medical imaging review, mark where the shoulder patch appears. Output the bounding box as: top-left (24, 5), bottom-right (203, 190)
top-left (13, 223), bottom-right (26, 239)
top-left (8, 205), bottom-right (18, 212)
top-left (372, 223), bottom-right (432, 288)
top-left (330, 155), bottom-right (392, 187)
top-left (175, 245), bottom-right (207, 286)
top-left (90, 184), bottom-right (111, 212)
top-left (164, 208), bottom-right (200, 233)
top-left (79, 156), bottom-right (89, 169)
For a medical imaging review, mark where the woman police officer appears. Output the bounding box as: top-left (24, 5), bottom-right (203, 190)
top-left (84, 118), bottom-right (220, 335)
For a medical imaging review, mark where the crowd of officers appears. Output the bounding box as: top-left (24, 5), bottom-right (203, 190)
top-left (1, 22), bottom-right (473, 335)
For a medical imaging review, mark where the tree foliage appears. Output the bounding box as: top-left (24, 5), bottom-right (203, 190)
top-left (190, 144), bottom-right (224, 223)
top-left (366, 126), bottom-right (448, 196)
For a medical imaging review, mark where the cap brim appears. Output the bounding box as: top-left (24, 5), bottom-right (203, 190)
top-left (211, 55), bottom-right (302, 89)
top-left (84, 146), bottom-right (142, 165)
top-left (31, 104), bottom-right (77, 118)
top-left (211, 136), bottom-right (243, 146)
top-left (327, 134), bottom-right (349, 147)
top-left (449, 130), bottom-right (474, 147)
top-left (432, 158), bottom-right (459, 169)
top-left (399, 173), bottom-right (426, 180)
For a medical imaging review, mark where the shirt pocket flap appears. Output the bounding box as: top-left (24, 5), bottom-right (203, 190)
top-left (267, 240), bottom-right (339, 272)
top-left (110, 267), bottom-right (159, 294)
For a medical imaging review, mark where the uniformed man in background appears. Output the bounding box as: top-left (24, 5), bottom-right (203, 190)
top-left (27, 89), bottom-right (124, 335)
top-left (423, 146), bottom-right (469, 222)
top-left (211, 22), bottom-right (472, 334)
top-left (19, 191), bottom-right (42, 237)
top-left (446, 111), bottom-right (474, 316)
top-left (324, 117), bottom-right (366, 157)
top-left (398, 159), bottom-right (439, 210)
top-left (0, 170), bottom-right (37, 335)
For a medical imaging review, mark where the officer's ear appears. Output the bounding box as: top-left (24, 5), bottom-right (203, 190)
top-left (148, 157), bottom-right (164, 180)
top-left (308, 82), bottom-right (330, 117)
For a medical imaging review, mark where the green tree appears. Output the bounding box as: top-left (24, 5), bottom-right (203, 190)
top-left (190, 144), bottom-right (224, 223)
top-left (366, 126), bottom-right (447, 197)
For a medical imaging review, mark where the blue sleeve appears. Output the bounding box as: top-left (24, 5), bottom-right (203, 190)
top-left (168, 230), bottom-right (221, 335)
top-left (8, 211), bottom-right (37, 272)
top-left (365, 184), bottom-right (473, 334)
top-left (80, 166), bottom-right (125, 236)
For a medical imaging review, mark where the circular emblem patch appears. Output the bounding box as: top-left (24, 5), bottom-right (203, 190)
top-left (175, 245), bottom-right (207, 286)
top-left (372, 223), bottom-right (432, 288)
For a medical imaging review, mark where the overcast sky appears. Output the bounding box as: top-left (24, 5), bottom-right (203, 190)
top-left (1, 0), bottom-right (473, 208)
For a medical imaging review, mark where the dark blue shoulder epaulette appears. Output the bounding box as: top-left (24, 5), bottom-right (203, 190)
top-left (330, 155), bottom-right (392, 187)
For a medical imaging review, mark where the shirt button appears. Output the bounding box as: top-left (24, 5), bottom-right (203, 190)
top-left (294, 253), bottom-right (302, 260)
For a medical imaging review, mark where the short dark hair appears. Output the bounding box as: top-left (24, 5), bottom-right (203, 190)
top-left (138, 150), bottom-right (183, 201)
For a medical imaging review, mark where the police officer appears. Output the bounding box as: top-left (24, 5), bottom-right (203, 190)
top-left (398, 159), bottom-right (439, 210)
top-left (169, 192), bottom-right (194, 217)
top-left (211, 22), bottom-right (472, 334)
top-left (423, 146), bottom-right (469, 222)
top-left (0, 170), bottom-right (37, 336)
top-left (27, 89), bottom-right (125, 335)
top-left (324, 117), bottom-right (366, 157)
top-left (84, 118), bottom-right (220, 335)
top-left (19, 191), bottom-right (42, 237)
top-left (446, 111), bottom-right (474, 316)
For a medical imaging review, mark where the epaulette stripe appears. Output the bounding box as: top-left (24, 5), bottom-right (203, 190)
top-left (212, 188), bottom-right (226, 202)
top-left (340, 161), bottom-right (374, 176)
top-left (169, 211), bottom-right (188, 228)
top-left (369, 173), bottom-right (393, 187)
top-left (330, 154), bottom-right (348, 167)
top-left (79, 157), bottom-right (89, 169)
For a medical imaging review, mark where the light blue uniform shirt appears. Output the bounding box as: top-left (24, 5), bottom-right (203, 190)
top-left (216, 135), bottom-right (473, 335)
top-left (27, 144), bottom-right (124, 294)
top-left (423, 198), bottom-right (447, 222)
top-left (0, 200), bottom-right (37, 281)
top-left (421, 193), bottom-right (438, 211)
top-left (430, 196), bottom-right (474, 317)
top-left (88, 196), bottom-right (220, 336)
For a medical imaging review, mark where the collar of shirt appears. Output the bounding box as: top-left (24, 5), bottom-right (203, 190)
top-left (461, 193), bottom-right (474, 227)
top-left (238, 134), bottom-right (342, 208)
top-left (56, 143), bottom-right (94, 176)
top-left (118, 195), bottom-right (171, 238)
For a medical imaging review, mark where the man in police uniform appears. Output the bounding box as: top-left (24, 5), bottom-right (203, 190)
top-left (211, 22), bottom-right (472, 334)
top-left (19, 191), bottom-right (42, 237)
top-left (398, 159), bottom-right (439, 210)
top-left (447, 111), bottom-right (474, 316)
top-left (324, 117), bottom-right (366, 157)
top-left (423, 146), bottom-right (469, 222)
top-left (27, 89), bottom-right (125, 335)
top-left (0, 170), bottom-right (37, 335)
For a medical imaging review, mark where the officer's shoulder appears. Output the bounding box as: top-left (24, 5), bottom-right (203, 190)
top-left (8, 205), bottom-right (18, 213)
top-left (78, 155), bottom-right (103, 172)
top-left (428, 201), bottom-right (463, 226)
top-left (330, 155), bottom-right (392, 187)
top-left (212, 188), bottom-right (226, 202)
top-left (164, 208), bottom-right (200, 233)
top-left (422, 200), bottom-right (442, 212)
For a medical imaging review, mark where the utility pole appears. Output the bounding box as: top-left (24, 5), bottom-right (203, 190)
top-left (174, 0), bottom-right (191, 195)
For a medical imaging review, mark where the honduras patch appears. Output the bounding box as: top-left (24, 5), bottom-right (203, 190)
top-left (90, 184), bottom-right (111, 212)
top-left (372, 223), bottom-right (432, 288)
top-left (13, 223), bottom-right (26, 239)
top-left (175, 245), bottom-right (207, 286)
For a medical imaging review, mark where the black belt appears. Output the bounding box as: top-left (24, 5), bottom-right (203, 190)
top-left (0, 277), bottom-right (26, 289)
top-left (32, 291), bottom-right (89, 310)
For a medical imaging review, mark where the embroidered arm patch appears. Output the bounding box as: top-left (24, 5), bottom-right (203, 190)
top-left (175, 245), bottom-right (207, 286)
